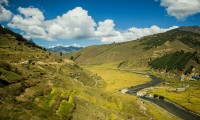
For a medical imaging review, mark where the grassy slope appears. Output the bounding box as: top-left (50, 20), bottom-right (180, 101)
top-left (0, 34), bottom-right (154, 119)
top-left (67, 27), bottom-right (200, 71)
top-left (65, 27), bottom-right (200, 118)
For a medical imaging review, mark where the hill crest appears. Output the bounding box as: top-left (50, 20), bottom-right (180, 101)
top-left (66, 26), bottom-right (200, 74)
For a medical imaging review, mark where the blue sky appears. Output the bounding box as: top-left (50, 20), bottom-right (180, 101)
top-left (1, 0), bottom-right (200, 48)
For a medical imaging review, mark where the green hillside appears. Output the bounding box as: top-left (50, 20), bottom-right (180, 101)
top-left (149, 51), bottom-right (200, 73)
top-left (0, 25), bottom-right (157, 119)
top-left (1, 24), bottom-right (199, 119)
top-left (67, 26), bottom-right (200, 73)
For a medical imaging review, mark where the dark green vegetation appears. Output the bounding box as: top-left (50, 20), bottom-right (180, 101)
top-left (141, 26), bottom-right (200, 50)
top-left (67, 26), bottom-right (200, 75)
top-left (0, 25), bottom-right (152, 119)
top-left (149, 51), bottom-right (200, 73)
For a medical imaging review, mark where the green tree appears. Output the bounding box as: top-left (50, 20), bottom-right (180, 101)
top-left (60, 52), bottom-right (63, 57)
top-left (70, 56), bottom-right (74, 60)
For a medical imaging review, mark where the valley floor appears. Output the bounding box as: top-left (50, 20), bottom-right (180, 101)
top-left (84, 64), bottom-right (180, 120)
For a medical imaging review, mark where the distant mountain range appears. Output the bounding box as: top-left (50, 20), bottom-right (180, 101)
top-left (47, 46), bottom-right (83, 54)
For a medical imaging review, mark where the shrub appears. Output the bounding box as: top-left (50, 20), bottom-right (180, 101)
top-left (159, 95), bottom-right (165, 100)
top-left (0, 61), bottom-right (12, 71)
top-left (70, 56), bottom-right (74, 60)
top-left (18, 42), bottom-right (22, 45)
top-left (60, 52), bottom-right (63, 57)
top-left (153, 94), bottom-right (158, 98)
top-left (118, 60), bottom-right (126, 68)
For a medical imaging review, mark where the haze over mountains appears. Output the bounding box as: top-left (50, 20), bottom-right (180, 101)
top-left (48, 46), bottom-right (83, 54)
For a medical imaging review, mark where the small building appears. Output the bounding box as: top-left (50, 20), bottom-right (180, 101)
top-left (147, 94), bottom-right (154, 98)
top-left (120, 89), bottom-right (128, 94)
top-left (176, 88), bottom-right (186, 92)
top-left (192, 75), bottom-right (199, 80)
top-left (136, 91), bottom-right (147, 96)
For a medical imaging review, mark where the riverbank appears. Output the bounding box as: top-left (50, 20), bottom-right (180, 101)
top-left (124, 72), bottom-right (200, 120)
top-left (147, 73), bottom-right (200, 115)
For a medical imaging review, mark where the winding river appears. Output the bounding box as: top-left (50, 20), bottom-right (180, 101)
top-left (125, 71), bottom-right (200, 120)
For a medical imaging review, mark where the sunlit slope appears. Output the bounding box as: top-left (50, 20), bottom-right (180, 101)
top-left (67, 27), bottom-right (200, 70)
top-left (0, 26), bottom-right (152, 119)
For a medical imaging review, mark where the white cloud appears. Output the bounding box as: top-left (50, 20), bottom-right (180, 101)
top-left (48, 43), bottom-right (81, 48)
top-left (95, 19), bottom-right (125, 43)
top-left (71, 43), bottom-right (81, 47)
top-left (126, 25), bottom-right (178, 39)
top-left (45, 7), bottom-right (96, 40)
top-left (158, 0), bottom-right (200, 20)
top-left (0, 0), bottom-right (12, 22)
top-left (0, 0), bottom-right (8, 6)
top-left (8, 7), bottom-right (52, 40)
top-left (8, 6), bottom-right (178, 43)
top-left (95, 19), bottom-right (118, 37)
top-left (18, 7), bottom-right (45, 21)
top-left (8, 7), bottom-right (96, 40)
top-left (98, 25), bottom-right (178, 43)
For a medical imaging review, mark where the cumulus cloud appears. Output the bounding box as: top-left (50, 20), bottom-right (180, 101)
top-left (93, 19), bottom-right (178, 43)
top-left (0, 0), bottom-right (8, 6)
top-left (99, 25), bottom-right (178, 43)
top-left (8, 7), bottom-right (96, 40)
top-left (8, 7), bottom-right (52, 40)
top-left (45, 7), bottom-right (96, 40)
top-left (157, 0), bottom-right (200, 20)
top-left (125, 25), bottom-right (178, 40)
top-left (8, 6), bottom-right (178, 43)
top-left (94, 19), bottom-right (124, 43)
top-left (95, 19), bottom-right (118, 37)
top-left (0, 0), bottom-right (12, 22)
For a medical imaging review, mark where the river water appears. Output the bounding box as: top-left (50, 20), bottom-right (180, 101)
top-left (125, 72), bottom-right (200, 120)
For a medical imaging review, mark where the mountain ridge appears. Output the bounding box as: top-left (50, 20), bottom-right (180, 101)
top-left (66, 26), bottom-right (200, 75)
top-left (48, 46), bottom-right (83, 54)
